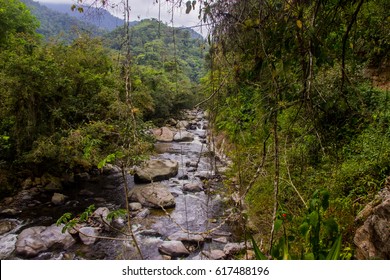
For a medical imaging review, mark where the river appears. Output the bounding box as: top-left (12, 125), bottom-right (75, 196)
top-left (0, 109), bottom-right (241, 260)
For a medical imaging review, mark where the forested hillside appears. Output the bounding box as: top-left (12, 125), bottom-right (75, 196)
top-left (41, 2), bottom-right (127, 31)
top-left (20, 0), bottom-right (105, 40)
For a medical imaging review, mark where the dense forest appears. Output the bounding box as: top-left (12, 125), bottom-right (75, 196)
top-left (0, 0), bottom-right (205, 194)
top-left (0, 0), bottom-right (389, 260)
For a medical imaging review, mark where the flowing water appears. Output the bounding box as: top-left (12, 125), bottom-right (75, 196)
top-left (0, 110), bottom-right (237, 260)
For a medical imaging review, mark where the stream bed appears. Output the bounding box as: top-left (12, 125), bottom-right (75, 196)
top-left (0, 109), bottom-right (242, 260)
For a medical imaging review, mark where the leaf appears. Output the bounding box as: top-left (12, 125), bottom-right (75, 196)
top-left (250, 236), bottom-right (268, 260)
top-left (326, 235), bottom-right (342, 260)
top-left (107, 209), bottom-right (127, 221)
top-left (77, 7), bottom-right (84, 13)
top-left (299, 222), bottom-right (310, 236)
top-left (71, 4), bottom-right (76, 11)
top-left (98, 153), bottom-right (118, 169)
top-left (274, 219), bottom-right (283, 232)
top-left (56, 212), bottom-right (72, 226)
top-left (309, 211), bottom-right (319, 227)
top-left (296, 20), bottom-right (303, 29)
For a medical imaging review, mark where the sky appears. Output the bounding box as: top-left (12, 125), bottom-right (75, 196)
top-left (37, 0), bottom-right (206, 29)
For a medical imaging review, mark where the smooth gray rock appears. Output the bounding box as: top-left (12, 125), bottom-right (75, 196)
top-left (51, 193), bottom-right (66, 205)
top-left (176, 121), bottom-right (189, 130)
top-left (183, 182), bottom-right (203, 193)
top-left (129, 202), bottom-right (143, 211)
top-left (15, 224), bottom-right (75, 258)
top-left (40, 224), bottom-right (75, 249)
top-left (158, 241), bottom-right (190, 257)
top-left (79, 227), bottom-right (100, 245)
top-left (15, 226), bottom-right (47, 258)
top-left (134, 159), bottom-right (179, 183)
top-left (152, 127), bottom-right (175, 142)
top-left (129, 183), bottom-right (176, 209)
top-left (173, 130), bottom-right (194, 142)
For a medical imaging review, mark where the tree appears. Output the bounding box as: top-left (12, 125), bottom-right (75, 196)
top-left (0, 0), bottom-right (39, 46)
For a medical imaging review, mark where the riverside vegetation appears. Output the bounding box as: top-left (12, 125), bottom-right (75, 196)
top-left (0, 0), bottom-right (389, 260)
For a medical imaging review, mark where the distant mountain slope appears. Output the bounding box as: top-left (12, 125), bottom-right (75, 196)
top-left (21, 0), bottom-right (104, 40)
top-left (42, 3), bottom-right (129, 31)
top-left (104, 19), bottom-right (206, 82)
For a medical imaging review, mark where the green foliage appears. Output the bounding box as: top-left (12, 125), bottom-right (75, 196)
top-left (203, 0), bottom-right (389, 258)
top-left (0, 0), bottom-right (39, 46)
top-left (251, 190), bottom-right (342, 260)
top-left (251, 236), bottom-right (268, 260)
top-left (106, 208), bottom-right (127, 222)
top-left (56, 204), bottom-right (95, 233)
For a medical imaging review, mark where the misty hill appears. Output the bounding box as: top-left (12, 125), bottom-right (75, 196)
top-left (42, 2), bottom-right (130, 31)
top-left (21, 0), bottom-right (104, 40)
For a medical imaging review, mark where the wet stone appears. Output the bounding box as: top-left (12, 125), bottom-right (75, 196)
top-left (129, 202), bottom-right (143, 211)
top-left (51, 193), bottom-right (66, 206)
top-left (183, 182), bottom-right (203, 193)
top-left (136, 209), bottom-right (150, 219)
top-left (158, 241), bottom-right (190, 257)
top-left (79, 227), bottom-right (100, 245)
top-left (134, 159), bottom-right (179, 183)
top-left (129, 183), bottom-right (176, 209)
top-left (202, 250), bottom-right (226, 260)
top-left (0, 220), bottom-right (17, 235)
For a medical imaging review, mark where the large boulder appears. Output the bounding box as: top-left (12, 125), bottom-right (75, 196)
top-left (176, 121), bottom-right (189, 130)
top-left (158, 241), bottom-right (189, 257)
top-left (15, 226), bottom-right (46, 258)
top-left (183, 182), bottom-right (203, 193)
top-left (173, 130), bottom-right (194, 142)
top-left (354, 184), bottom-right (390, 259)
top-left (152, 127), bottom-right (175, 142)
top-left (15, 224), bottom-right (75, 258)
top-left (129, 183), bottom-right (176, 209)
top-left (134, 159), bottom-right (179, 183)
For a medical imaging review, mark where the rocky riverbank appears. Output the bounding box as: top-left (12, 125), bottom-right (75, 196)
top-left (0, 109), bottom-right (251, 260)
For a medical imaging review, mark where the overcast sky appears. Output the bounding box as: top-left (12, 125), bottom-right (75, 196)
top-left (37, 0), bottom-right (205, 29)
